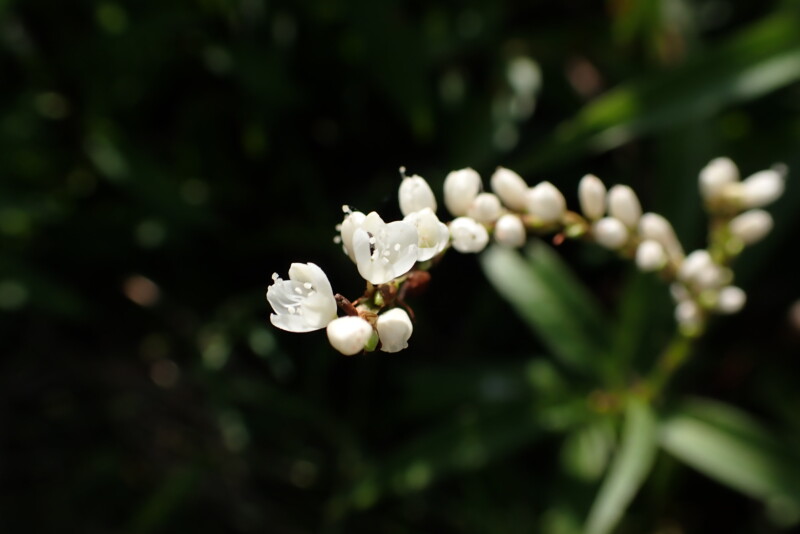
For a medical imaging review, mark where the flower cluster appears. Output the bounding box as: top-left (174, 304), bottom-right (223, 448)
top-left (267, 158), bottom-right (785, 353)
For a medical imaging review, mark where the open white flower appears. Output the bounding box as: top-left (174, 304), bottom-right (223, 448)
top-left (404, 207), bottom-right (449, 262)
top-left (352, 212), bottom-right (419, 284)
top-left (376, 307), bottom-right (413, 353)
top-left (267, 263), bottom-right (338, 332)
top-left (339, 208), bottom-right (367, 262)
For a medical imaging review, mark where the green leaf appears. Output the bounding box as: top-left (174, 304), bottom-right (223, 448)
top-left (659, 397), bottom-right (800, 506)
top-left (584, 398), bottom-right (658, 534)
top-left (480, 241), bottom-right (613, 373)
top-left (512, 10), bottom-right (800, 173)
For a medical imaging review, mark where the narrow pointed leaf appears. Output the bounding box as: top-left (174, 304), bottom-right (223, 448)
top-left (480, 241), bottom-right (612, 372)
top-left (659, 397), bottom-right (800, 505)
top-left (585, 398), bottom-right (658, 534)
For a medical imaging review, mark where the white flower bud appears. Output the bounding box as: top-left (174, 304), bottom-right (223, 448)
top-left (716, 286), bottom-right (746, 314)
top-left (376, 307), bottom-right (413, 353)
top-left (638, 212), bottom-right (684, 261)
top-left (607, 185), bottom-right (642, 228)
top-left (675, 299), bottom-right (702, 329)
top-left (578, 174), bottom-right (606, 221)
top-left (699, 157), bottom-right (739, 200)
top-left (669, 283), bottom-right (689, 303)
top-left (636, 240), bottom-right (667, 272)
top-left (449, 217), bottom-right (489, 253)
top-left (493, 214), bottom-right (526, 247)
top-left (326, 316), bottom-right (374, 356)
top-left (678, 249), bottom-right (723, 289)
top-left (444, 168), bottom-right (482, 216)
top-left (467, 192), bottom-right (503, 223)
top-left (526, 181), bottom-right (566, 223)
top-left (729, 209), bottom-right (773, 245)
top-left (403, 207), bottom-right (450, 262)
top-left (490, 167), bottom-right (529, 211)
top-left (398, 174), bottom-right (437, 216)
top-left (592, 217), bottom-right (629, 250)
top-left (741, 169), bottom-right (784, 208)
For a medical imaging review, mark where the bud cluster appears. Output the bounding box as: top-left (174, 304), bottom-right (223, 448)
top-left (267, 158), bottom-right (786, 353)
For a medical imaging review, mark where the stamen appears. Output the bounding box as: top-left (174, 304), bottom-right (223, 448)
top-left (303, 282), bottom-right (313, 289)
top-left (381, 257), bottom-right (390, 264)
top-left (393, 243), bottom-right (401, 251)
top-left (342, 205), bottom-right (351, 214)
top-left (271, 273), bottom-right (279, 281)
top-left (288, 306), bottom-right (296, 314)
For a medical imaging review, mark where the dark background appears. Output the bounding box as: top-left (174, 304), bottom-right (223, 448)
top-left (2, 1), bottom-right (800, 532)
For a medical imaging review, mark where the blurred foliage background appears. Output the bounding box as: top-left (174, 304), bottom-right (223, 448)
top-left (3, 0), bottom-right (800, 532)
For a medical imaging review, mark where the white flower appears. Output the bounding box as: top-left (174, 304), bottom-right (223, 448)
top-left (729, 209), bottom-right (773, 245)
top-left (493, 214), bottom-right (526, 247)
top-left (444, 168), bottom-right (482, 216)
top-left (490, 167), bottom-right (528, 211)
top-left (716, 286), bottom-right (746, 314)
top-left (339, 208), bottom-right (367, 262)
top-left (267, 263), bottom-right (338, 332)
top-left (578, 174), bottom-right (606, 221)
top-left (467, 192), bottom-right (503, 223)
top-left (636, 240), bottom-right (667, 272)
top-left (638, 212), bottom-right (684, 261)
top-left (376, 307), bottom-right (413, 353)
top-left (700, 157), bottom-right (739, 200)
top-left (327, 316), bottom-right (375, 356)
top-left (449, 216), bottom-right (489, 253)
top-left (741, 169), bottom-right (784, 208)
top-left (352, 212), bottom-right (419, 285)
top-left (592, 217), bottom-right (629, 250)
top-left (398, 173), bottom-right (437, 216)
top-left (607, 185), bottom-right (642, 228)
top-left (526, 181), bottom-right (566, 223)
top-left (403, 207), bottom-right (449, 261)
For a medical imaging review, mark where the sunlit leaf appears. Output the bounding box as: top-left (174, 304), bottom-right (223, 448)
top-left (659, 397), bottom-right (800, 506)
top-left (513, 10), bottom-right (800, 172)
top-left (584, 398), bottom-right (658, 534)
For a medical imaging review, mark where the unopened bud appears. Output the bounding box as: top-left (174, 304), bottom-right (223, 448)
top-left (444, 168), bottom-right (482, 216)
top-left (490, 167), bottom-right (529, 211)
top-left (741, 170), bottom-right (784, 208)
top-left (715, 286), bottom-right (746, 314)
top-left (592, 217), bottom-right (629, 250)
top-left (638, 212), bottom-right (684, 261)
top-left (326, 316), bottom-right (375, 356)
top-left (526, 181), bottom-right (566, 223)
top-left (636, 240), bottom-right (667, 272)
top-left (729, 209), bottom-right (773, 245)
top-left (376, 307), bottom-right (413, 353)
top-left (449, 217), bottom-right (489, 253)
top-left (675, 299), bottom-right (702, 329)
top-left (699, 157), bottom-right (739, 200)
top-left (607, 185), bottom-right (642, 228)
top-left (494, 214), bottom-right (526, 247)
top-left (578, 174), bottom-right (606, 221)
top-left (467, 192), bottom-right (503, 223)
top-left (399, 174), bottom-right (437, 216)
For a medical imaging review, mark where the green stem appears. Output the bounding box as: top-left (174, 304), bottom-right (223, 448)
top-left (644, 332), bottom-right (696, 400)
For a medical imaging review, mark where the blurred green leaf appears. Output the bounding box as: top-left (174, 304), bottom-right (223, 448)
top-left (659, 397), bottom-right (800, 507)
top-left (584, 398), bottom-right (657, 534)
top-left (480, 241), bottom-right (613, 373)
top-left (561, 418), bottom-right (616, 483)
top-left (513, 9), bottom-right (800, 172)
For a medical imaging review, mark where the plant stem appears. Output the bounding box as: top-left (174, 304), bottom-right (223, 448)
top-left (643, 332), bottom-right (696, 400)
